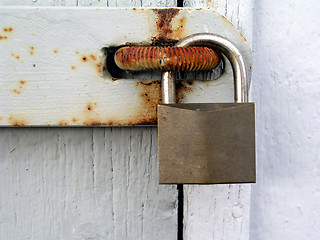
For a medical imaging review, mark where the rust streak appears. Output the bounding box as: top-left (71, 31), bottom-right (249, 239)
top-left (154, 9), bottom-right (181, 43)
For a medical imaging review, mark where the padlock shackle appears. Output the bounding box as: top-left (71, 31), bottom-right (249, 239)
top-left (175, 33), bottom-right (248, 103)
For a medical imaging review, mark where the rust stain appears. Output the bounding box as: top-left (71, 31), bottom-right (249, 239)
top-left (11, 53), bottom-right (21, 60)
top-left (1, 27), bottom-right (13, 40)
top-left (54, 49), bottom-right (58, 54)
top-left (83, 120), bottom-right (103, 126)
top-left (11, 80), bottom-right (27, 94)
top-left (29, 46), bottom-right (35, 55)
top-left (9, 115), bottom-right (28, 126)
top-left (72, 117), bottom-right (78, 123)
top-left (57, 120), bottom-right (69, 126)
top-left (0, 35), bottom-right (8, 40)
top-left (176, 81), bottom-right (194, 103)
top-left (67, 80), bottom-right (194, 126)
top-left (11, 89), bottom-right (21, 94)
top-left (172, 17), bottom-right (187, 40)
top-left (96, 63), bottom-right (102, 74)
top-left (86, 102), bottom-right (97, 111)
top-left (71, 66), bottom-right (76, 70)
top-left (78, 53), bottom-right (103, 75)
top-left (0, 116), bottom-right (2, 121)
top-left (82, 56), bottom-right (88, 62)
top-left (153, 8), bottom-right (181, 43)
top-left (3, 27), bottom-right (13, 32)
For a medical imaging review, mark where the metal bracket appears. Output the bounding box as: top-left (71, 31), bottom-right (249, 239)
top-left (0, 8), bottom-right (251, 126)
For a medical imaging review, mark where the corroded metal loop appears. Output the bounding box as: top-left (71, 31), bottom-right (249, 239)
top-left (114, 46), bottom-right (220, 71)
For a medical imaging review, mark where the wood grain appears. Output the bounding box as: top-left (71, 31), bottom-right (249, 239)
top-left (0, 0), bottom-right (178, 239)
top-left (182, 1), bottom-right (253, 240)
top-left (0, 1), bottom-right (253, 240)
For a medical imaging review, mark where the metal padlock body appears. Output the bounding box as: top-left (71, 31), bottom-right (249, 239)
top-left (158, 103), bottom-right (255, 184)
top-left (158, 31), bottom-right (255, 183)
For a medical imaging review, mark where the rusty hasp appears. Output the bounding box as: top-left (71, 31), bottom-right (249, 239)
top-left (0, 8), bottom-right (251, 126)
top-left (114, 46), bottom-right (220, 71)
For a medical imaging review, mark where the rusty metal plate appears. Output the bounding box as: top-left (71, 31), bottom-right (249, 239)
top-left (158, 103), bottom-right (255, 184)
top-left (0, 7), bottom-right (251, 126)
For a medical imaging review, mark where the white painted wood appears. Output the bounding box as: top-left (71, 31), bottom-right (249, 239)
top-left (182, 1), bottom-right (253, 240)
top-left (0, 1), bottom-right (253, 240)
top-left (250, 1), bottom-right (320, 239)
top-left (0, 127), bottom-right (178, 239)
top-left (0, 8), bottom-right (250, 126)
top-left (0, 0), bottom-right (177, 7)
top-left (0, 0), bottom-right (179, 239)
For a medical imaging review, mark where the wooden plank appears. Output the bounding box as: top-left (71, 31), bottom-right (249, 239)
top-left (0, 0), bottom-right (179, 240)
top-left (182, 0), bottom-right (253, 239)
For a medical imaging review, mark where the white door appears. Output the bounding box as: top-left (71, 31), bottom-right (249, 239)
top-left (0, 1), bottom-right (253, 239)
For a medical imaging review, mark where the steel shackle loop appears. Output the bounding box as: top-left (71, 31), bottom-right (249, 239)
top-left (161, 33), bottom-right (248, 104)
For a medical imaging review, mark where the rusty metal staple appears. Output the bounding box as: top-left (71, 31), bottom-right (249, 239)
top-left (114, 46), bottom-right (220, 71)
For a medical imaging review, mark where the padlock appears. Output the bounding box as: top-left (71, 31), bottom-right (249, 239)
top-left (114, 33), bottom-right (255, 184)
top-left (158, 33), bottom-right (255, 184)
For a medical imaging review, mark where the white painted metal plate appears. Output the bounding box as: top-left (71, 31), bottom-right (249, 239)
top-left (0, 7), bottom-right (251, 126)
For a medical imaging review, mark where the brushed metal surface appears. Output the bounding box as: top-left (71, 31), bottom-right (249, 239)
top-left (158, 103), bottom-right (255, 184)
